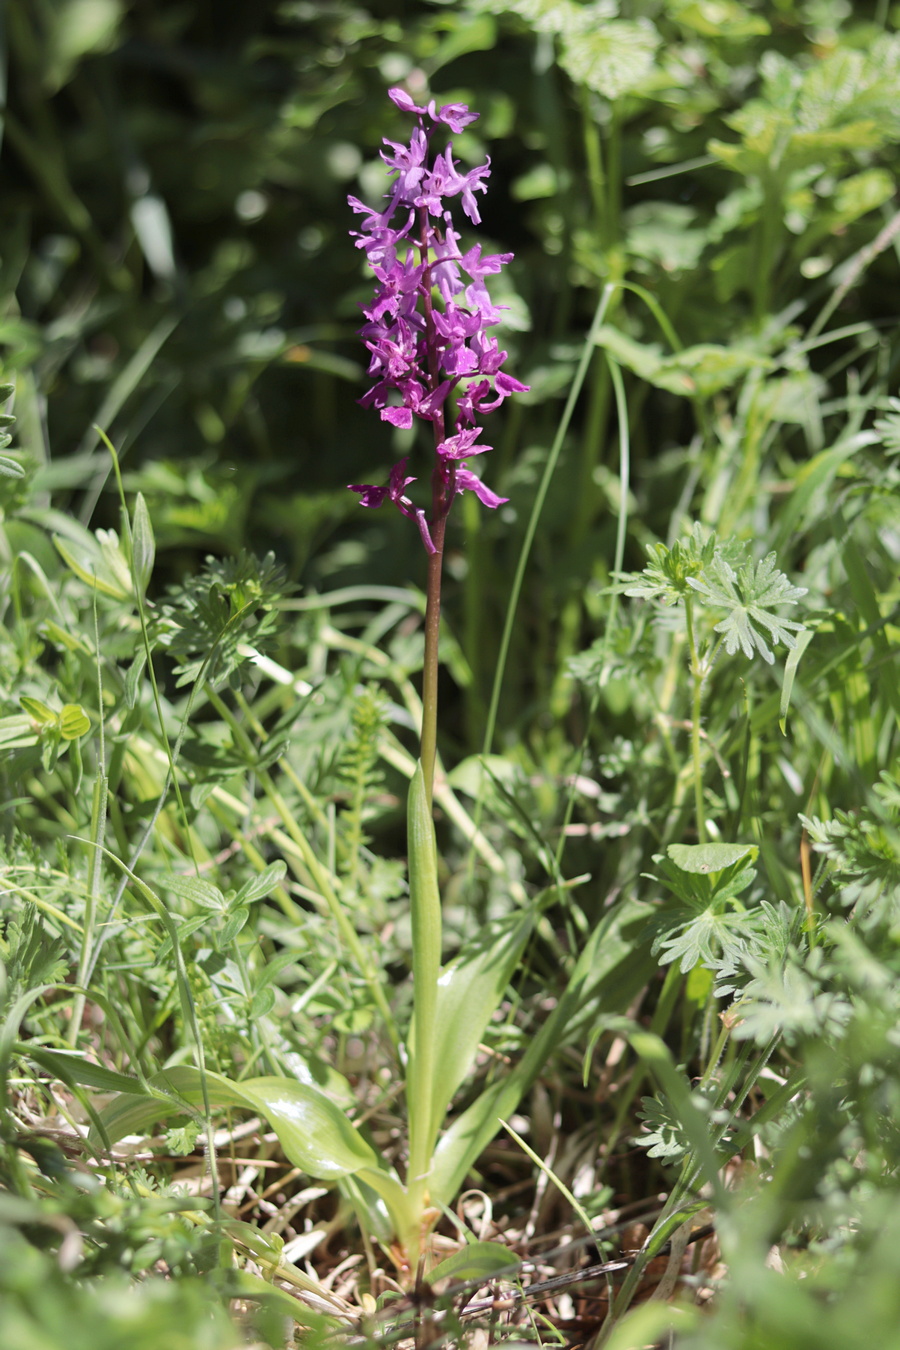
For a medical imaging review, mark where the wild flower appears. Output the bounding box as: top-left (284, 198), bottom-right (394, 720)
top-left (348, 87), bottom-right (527, 553)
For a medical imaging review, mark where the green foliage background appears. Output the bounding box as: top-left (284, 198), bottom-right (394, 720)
top-left (2, 0), bottom-right (900, 1346)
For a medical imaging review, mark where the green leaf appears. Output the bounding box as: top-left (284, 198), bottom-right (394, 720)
top-left (602, 1304), bottom-right (698, 1350)
top-left (209, 1267), bottom-right (337, 1329)
top-left (427, 1240), bottom-right (515, 1286)
top-left (219, 905), bottom-right (250, 946)
top-left (874, 396), bottom-right (900, 456)
top-left (94, 1066), bottom-right (380, 1182)
top-left (237, 1076), bottom-right (378, 1179)
top-left (58, 704), bottom-right (91, 740)
top-left (21, 1046), bottom-right (146, 1096)
top-left (669, 0), bottom-right (769, 38)
top-left (162, 875), bottom-right (227, 911)
top-left (654, 343), bottom-right (772, 399)
top-left (154, 914), bottom-right (211, 961)
top-left (249, 986), bottom-right (276, 1019)
top-left (688, 552), bottom-right (806, 664)
top-left (559, 19), bottom-right (659, 100)
top-left (0, 455), bottom-right (24, 479)
top-left (233, 860), bottom-right (288, 906)
top-left (131, 491), bottom-right (155, 596)
top-left (125, 648), bottom-right (148, 708)
top-left (19, 697), bottom-right (57, 726)
top-left (780, 627), bottom-right (814, 734)
top-left (406, 761), bottom-right (443, 1182)
top-left (54, 530), bottom-right (132, 601)
top-left (623, 1024), bottom-right (728, 1200)
top-left (593, 325), bottom-right (664, 384)
top-left (667, 842), bottom-right (757, 874)
top-left (656, 907), bottom-right (755, 974)
top-left (45, 0), bottom-right (124, 93)
top-left (429, 899), bottom-right (655, 1206)
top-left (623, 526), bottom-right (720, 607)
top-left (429, 909), bottom-right (535, 1138)
top-left (0, 715), bottom-right (38, 749)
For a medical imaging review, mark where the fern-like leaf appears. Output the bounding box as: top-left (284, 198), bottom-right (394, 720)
top-left (688, 552), bottom-right (806, 664)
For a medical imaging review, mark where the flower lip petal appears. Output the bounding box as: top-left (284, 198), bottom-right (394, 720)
top-left (348, 483), bottom-right (390, 509)
top-left (455, 467), bottom-right (508, 508)
top-left (381, 406), bottom-right (414, 429)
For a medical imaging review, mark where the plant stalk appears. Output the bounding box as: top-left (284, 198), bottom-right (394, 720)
top-left (684, 594), bottom-right (706, 843)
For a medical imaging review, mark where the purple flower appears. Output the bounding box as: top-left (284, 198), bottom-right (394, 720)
top-left (437, 426), bottom-right (492, 461)
top-left (433, 101), bottom-right (480, 133)
top-left (348, 89), bottom-right (527, 545)
top-left (349, 457), bottom-right (416, 512)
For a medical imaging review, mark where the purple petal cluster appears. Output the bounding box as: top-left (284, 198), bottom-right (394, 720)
top-left (348, 88), bottom-right (527, 550)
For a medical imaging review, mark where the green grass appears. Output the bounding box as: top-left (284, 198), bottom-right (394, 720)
top-left (2, 0), bottom-right (900, 1346)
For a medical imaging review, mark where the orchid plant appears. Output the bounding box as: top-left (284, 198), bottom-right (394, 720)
top-left (80, 89), bottom-right (565, 1286)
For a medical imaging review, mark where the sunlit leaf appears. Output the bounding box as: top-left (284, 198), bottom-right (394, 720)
top-left (58, 704), bottom-right (91, 739)
top-left (668, 842), bottom-right (757, 874)
top-left (688, 553), bottom-right (806, 664)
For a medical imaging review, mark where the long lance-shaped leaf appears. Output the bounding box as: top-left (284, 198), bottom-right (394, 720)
top-left (429, 907), bottom-right (535, 1136)
top-left (429, 899), bottom-right (655, 1205)
top-left (404, 761), bottom-right (443, 1260)
top-left (93, 1066), bottom-right (378, 1181)
top-left (91, 1060), bottom-right (414, 1241)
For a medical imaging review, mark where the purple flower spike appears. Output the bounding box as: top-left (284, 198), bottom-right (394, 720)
top-left (348, 88), bottom-right (527, 545)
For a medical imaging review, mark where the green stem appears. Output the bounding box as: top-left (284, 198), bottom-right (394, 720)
top-left (684, 595), bottom-right (706, 843)
top-left (419, 515), bottom-right (447, 811)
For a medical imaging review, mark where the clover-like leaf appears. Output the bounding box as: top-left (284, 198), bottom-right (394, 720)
top-left (687, 551), bottom-right (806, 663)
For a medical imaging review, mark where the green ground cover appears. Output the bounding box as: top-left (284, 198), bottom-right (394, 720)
top-left (2, 1), bottom-right (900, 1346)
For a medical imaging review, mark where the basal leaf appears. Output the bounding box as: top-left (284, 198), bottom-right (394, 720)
top-left (94, 1066), bottom-right (379, 1183)
top-left (427, 1240), bottom-right (516, 1286)
top-left (429, 900), bottom-right (654, 1205)
top-left (237, 1076), bottom-right (377, 1180)
top-left (23, 1047), bottom-right (146, 1096)
top-left (429, 909), bottom-right (535, 1136)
